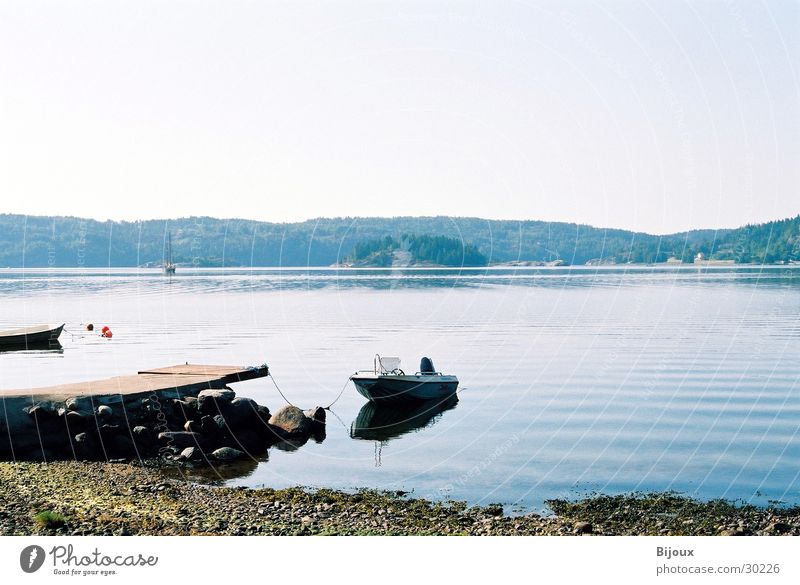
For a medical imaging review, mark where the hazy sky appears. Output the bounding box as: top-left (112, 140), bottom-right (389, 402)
top-left (1, 1), bottom-right (797, 234)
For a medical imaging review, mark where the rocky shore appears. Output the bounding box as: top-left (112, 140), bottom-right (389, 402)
top-left (1, 461), bottom-right (798, 536)
top-left (0, 380), bottom-right (326, 464)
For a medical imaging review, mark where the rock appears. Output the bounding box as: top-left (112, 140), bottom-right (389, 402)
top-left (199, 415), bottom-right (227, 438)
top-left (767, 521), bottom-right (792, 534)
top-left (211, 447), bottom-right (247, 461)
top-left (132, 426), bottom-right (155, 446)
top-left (213, 414), bottom-right (228, 432)
top-left (574, 521), bottom-right (593, 534)
top-left (304, 406), bottom-right (326, 424)
top-left (184, 420), bottom-right (201, 433)
top-left (25, 403), bottom-right (58, 422)
top-left (256, 405), bottom-right (271, 422)
top-left (222, 397), bottom-right (260, 426)
top-left (73, 432), bottom-right (97, 459)
top-left (268, 405), bottom-right (313, 437)
top-left (157, 431), bottom-right (203, 449)
top-left (98, 424), bottom-right (121, 441)
top-left (96, 405), bottom-right (113, 419)
top-left (173, 397), bottom-right (198, 412)
top-left (197, 389), bottom-right (236, 414)
top-left (65, 411), bottom-right (88, 429)
top-left (65, 396), bottom-right (94, 414)
top-left (179, 447), bottom-right (202, 461)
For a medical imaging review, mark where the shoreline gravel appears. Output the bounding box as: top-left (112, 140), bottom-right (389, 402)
top-left (1, 462), bottom-right (798, 536)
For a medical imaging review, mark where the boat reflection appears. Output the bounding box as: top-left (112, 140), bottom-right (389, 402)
top-left (0, 340), bottom-right (63, 354)
top-left (350, 394), bottom-right (458, 442)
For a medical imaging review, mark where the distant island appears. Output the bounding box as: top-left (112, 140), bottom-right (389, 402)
top-left (0, 213), bottom-right (798, 268)
top-left (347, 235), bottom-right (488, 267)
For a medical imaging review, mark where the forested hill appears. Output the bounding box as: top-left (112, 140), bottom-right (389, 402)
top-left (0, 213), bottom-right (798, 268)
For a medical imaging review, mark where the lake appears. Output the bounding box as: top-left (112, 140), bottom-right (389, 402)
top-left (1, 266), bottom-right (799, 513)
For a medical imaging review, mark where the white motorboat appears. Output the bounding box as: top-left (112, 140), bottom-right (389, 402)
top-left (350, 355), bottom-right (459, 403)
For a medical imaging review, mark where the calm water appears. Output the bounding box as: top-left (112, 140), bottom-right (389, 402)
top-left (1, 266), bottom-right (799, 512)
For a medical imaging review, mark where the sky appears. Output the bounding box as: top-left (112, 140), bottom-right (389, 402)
top-left (0, 1), bottom-right (798, 234)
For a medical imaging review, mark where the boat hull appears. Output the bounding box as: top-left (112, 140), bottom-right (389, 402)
top-left (350, 374), bottom-right (459, 403)
top-left (0, 324), bottom-right (64, 348)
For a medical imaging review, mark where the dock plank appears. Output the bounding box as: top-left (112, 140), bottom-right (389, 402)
top-left (1, 364), bottom-right (269, 399)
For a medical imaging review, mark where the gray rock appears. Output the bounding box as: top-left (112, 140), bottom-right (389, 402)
top-left (211, 447), bottom-right (247, 461)
top-left (256, 405), bottom-right (272, 422)
top-left (73, 432), bottom-right (97, 459)
top-left (173, 397), bottom-right (198, 415)
top-left (184, 420), bottom-right (201, 433)
top-left (132, 426), bottom-right (154, 446)
top-left (268, 405), bottom-right (313, 437)
top-left (221, 397), bottom-right (260, 426)
top-left (96, 405), bottom-right (113, 419)
top-left (98, 424), bottom-right (121, 441)
top-left (197, 388), bottom-right (236, 414)
top-left (66, 396), bottom-right (94, 414)
top-left (199, 415), bottom-right (228, 438)
top-left (179, 447), bottom-right (202, 461)
top-left (25, 403), bottom-right (59, 421)
top-left (304, 406), bottom-right (326, 424)
top-left (574, 522), bottom-right (593, 534)
top-left (157, 431), bottom-right (202, 448)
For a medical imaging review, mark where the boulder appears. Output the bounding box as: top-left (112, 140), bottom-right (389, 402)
top-left (65, 396), bottom-right (94, 414)
top-left (574, 522), bottom-right (593, 535)
top-left (157, 431), bottom-right (203, 449)
top-left (268, 405), bottom-right (313, 437)
top-left (98, 424), bottom-right (121, 442)
top-left (179, 447), bottom-right (202, 461)
top-left (26, 403), bottom-right (59, 423)
top-left (304, 406), bottom-right (326, 424)
top-left (197, 389), bottom-right (236, 414)
top-left (184, 420), bottom-right (201, 433)
top-left (73, 432), bottom-right (98, 459)
top-left (132, 426), bottom-right (155, 446)
top-left (211, 447), bottom-right (247, 461)
top-left (96, 405), bottom-right (113, 419)
top-left (64, 410), bottom-right (88, 429)
top-left (199, 415), bottom-right (226, 438)
top-left (256, 405), bottom-right (272, 423)
top-left (221, 397), bottom-right (260, 427)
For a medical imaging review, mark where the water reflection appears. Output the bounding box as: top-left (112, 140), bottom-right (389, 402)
top-left (350, 395), bottom-right (459, 442)
top-left (2, 266), bottom-right (798, 297)
top-left (160, 452), bottom-right (265, 485)
top-left (0, 340), bottom-right (63, 354)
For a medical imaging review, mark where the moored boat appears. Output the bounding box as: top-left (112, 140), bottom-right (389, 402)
top-left (350, 355), bottom-right (459, 403)
top-left (0, 323), bottom-right (64, 348)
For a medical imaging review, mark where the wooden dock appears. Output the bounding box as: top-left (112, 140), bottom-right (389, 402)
top-left (1, 363), bottom-right (269, 400)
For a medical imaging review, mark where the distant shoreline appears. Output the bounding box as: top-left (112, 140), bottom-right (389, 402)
top-left (3, 263), bottom-right (799, 271)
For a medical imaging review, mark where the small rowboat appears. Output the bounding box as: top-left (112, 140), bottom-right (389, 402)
top-left (350, 355), bottom-right (459, 403)
top-left (0, 323), bottom-right (65, 348)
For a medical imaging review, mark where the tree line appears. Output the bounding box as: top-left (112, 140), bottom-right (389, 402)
top-left (0, 213), bottom-right (797, 267)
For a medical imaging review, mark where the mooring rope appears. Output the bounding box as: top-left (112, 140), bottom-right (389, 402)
top-left (267, 371), bottom-right (352, 411)
top-left (267, 372), bottom-right (296, 407)
top-left (325, 378), bottom-right (352, 410)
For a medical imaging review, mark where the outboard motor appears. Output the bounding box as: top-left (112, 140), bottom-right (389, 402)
top-left (420, 357), bottom-right (436, 374)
